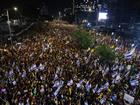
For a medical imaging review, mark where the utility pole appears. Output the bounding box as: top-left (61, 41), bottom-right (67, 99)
top-left (72, 0), bottom-right (75, 15)
top-left (58, 11), bottom-right (61, 20)
top-left (6, 10), bottom-right (12, 45)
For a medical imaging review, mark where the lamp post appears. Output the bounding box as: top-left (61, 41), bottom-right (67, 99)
top-left (6, 10), bottom-right (12, 45)
top-left (72, 0), bottom-right (75, 15)
top-left (13, 7), bottom-right (20, 23)
top-left (6, 7), bottom-right (18, 45)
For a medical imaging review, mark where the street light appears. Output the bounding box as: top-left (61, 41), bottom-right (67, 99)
top-left (6, 7), bottom-right (18, 45)
top-left (13, 7), bottom-right (18, 11)
top-left (13, 7), bottom-right (20, 23)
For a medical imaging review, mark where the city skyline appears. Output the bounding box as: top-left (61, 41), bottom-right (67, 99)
top-left (0, 0), bottom-right (140, 17)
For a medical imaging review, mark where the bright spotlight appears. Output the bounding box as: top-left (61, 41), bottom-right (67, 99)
top-left (98, 12), bottom-right (108, 21)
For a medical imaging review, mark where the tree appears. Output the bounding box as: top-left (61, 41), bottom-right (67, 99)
top-left (95, 45), bottom-right (116, 63)
top-left (72, 29), bottom-right (94, 49)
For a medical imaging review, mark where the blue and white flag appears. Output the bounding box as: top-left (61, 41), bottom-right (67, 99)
top-left (67, 79), bottom-right (73, 86)
top-left (84, 101), bottom-right (88, 105)
top-left (136, 72), bottom-right (140, 79)
top-left (124, 93), bottom-right (134, 104)
top-left (54, 86), bottom-right (61, 96)
top-left (53, 81), bottom-right (64, 96)
top-left (85, 81), bottom-right (92, 92)
top-left (29, 64), bottom-right (37, 72)
top-left (100, 97), bottom-right (106, 104)
top-left (53, 80), bottom-right (63, 88)
top-left (77, 79), bottom-right (84, 88)
top-left (130, 80), bottom-right (139, 86)
top-left (102, 82), bottom-right (109, 90)
top-left (22, 71), bottom-right (26, 78)
top-left (92, 84), bottom-right (98, 93)
top-left (97, 87), bottom-right (103, 94)
top-left (38, 64), bottom-right (45, 71)
top-left (124, 46), bottom-right (136, 59)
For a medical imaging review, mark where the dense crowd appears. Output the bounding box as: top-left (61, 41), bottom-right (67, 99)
top-left (0, 22), bottom-right (140, 105)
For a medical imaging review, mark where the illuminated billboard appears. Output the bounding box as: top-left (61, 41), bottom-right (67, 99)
top-left (98, 12), bottom-right (108, 21)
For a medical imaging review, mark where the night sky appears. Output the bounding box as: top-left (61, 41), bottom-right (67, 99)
top-left (0, 0), bottom-right (72, 14)
top-left (0, 0), bottom-right (140, 16)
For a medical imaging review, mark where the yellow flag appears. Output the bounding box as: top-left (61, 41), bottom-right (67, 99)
top-left (69, 88), bottom-right (72, 95)
top-left (108, 88), bottom-right (111, 93)
top-left (111, 45), bottom-right (115, 49)
top-left (91, 49), bottom-right (95, 53)
top-left (98, 93), bottom-right (103, 99)
top-left (106, 88), bottom-right (111, 95)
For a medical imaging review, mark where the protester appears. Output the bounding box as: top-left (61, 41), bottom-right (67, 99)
top-left (0, 22), bottom-right (140, 105)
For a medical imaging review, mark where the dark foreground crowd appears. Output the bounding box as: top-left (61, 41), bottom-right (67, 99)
top-left (0, 23), bottom-right (140, 105)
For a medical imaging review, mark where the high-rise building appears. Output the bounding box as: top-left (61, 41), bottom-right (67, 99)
top-left (74, 0), bottom-right (109, 24)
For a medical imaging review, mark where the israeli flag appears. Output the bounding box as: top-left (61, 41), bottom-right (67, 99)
top-left (136, 72), bottom-right (140, 79)
top-left (53, 80), bottom-right (63, 88)
top-left (102, 82), bottom-right (109, 90)
top-left (85, 81), bottom-right (91, 92)
top-left (84, 101), bottom-right (88, 105)
top-left (29, 64), bottom-right (37, 71)
top-left (93, 84), bottom-right (98, 93)
top-left (38, 64), bottom-right (45, 71)
top-left (124, 46), bottom-right (136, 59)
top-left (77, 80), bottom-right (84, 88)
top-left (54, 86), bottom-right (61, 96)
top-left (97, 87), bottom-right (103, 93)
top-left (67, 79), bottom-right (73, 86)
top-left (130, 80), bottom-right (139, 86)
top-left (53, 81), bottom-right (64, 96)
